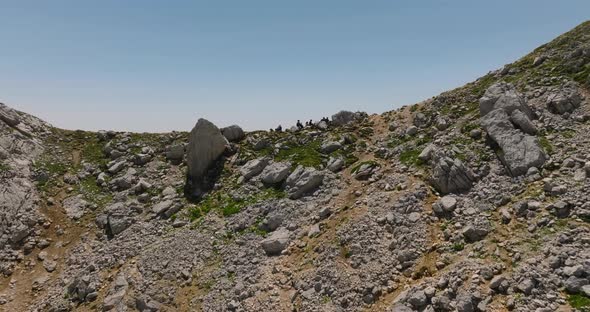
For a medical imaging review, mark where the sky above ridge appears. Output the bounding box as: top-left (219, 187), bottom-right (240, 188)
top-left (1, 0), bottom-right (589, 132)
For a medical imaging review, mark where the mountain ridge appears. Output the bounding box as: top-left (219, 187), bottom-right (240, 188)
top-left (0, 21), bottom-right (589, 312)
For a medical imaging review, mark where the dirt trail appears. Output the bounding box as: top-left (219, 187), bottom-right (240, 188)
top-left (368, 193), bottom-right (442, 311)
top-left (0, 149), bottom-right (89, 311)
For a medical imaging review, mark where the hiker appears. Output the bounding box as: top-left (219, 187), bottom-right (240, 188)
top-left (275, 125), bottom-right (282, 132)
top-left (296, 120), bottom-right (304, 130)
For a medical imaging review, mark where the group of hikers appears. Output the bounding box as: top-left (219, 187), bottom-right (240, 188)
top-left (271, 117), bottom-right (330, 133)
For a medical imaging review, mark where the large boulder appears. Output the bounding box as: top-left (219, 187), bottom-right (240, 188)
top-left (331, 110), bottom-right (364, 126)
top-left (480, 83), bottom-right (546, 176)
top-left (0, 103), bottom-right (21, 127)
top-left (186, 119), bottom-right (228, 196)
top-left (165, 144), bottom-right (185, 164)
top-left (327, 157), bottom-right (345, 172)
top-left (353, 162), bottom-right (379, 180)
top-left (320, 141), bottom-right (342, 154)
top-left (462, 224), bottom-right (489, 242)
top-left (481, 109), bottom-right (546, 176)
top-left (546, 82), bottom-right (583, 114)
top-left (413, 112), bottom-right (430, 128)
top-left (260, 228), bottom-right (290, 256)
top-left (285, 166), bottom-right (324, 199)
top-left (260, 162), bottom-right (291, 185)
top-left (479, 82), bottom-right (534, 118)
top-left (431, 156), bottom-right (473, 194)
top-left (221, 125), bottom-right (245, 142)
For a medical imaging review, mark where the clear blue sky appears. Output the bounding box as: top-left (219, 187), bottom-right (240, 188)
top-left (1, 1), bottom-right (588, 132)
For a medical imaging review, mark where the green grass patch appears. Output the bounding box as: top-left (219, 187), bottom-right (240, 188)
top-left (538, 136), bottom-right (554, 154)
top-left (387, 135), bottom-right (412, 148)
top-left (561, 129), bottom-right (576, 139)
top-left (35, 159), bottom-right (68, 175)
top-left (33, 157), bottom-right (69, 193)
top-left (359, 127), bottom-right (374, 138)
top-left (238, 222), bottom-right (270, 237)
top-left (78, 175), bottom-right (112, 209)
top-left (568, 294), bottom-right (590, 310)
top-left (275, 140), bottom-right (323, 168)
top-left (573, 64), bottom-right (590, 86)
top-left (399, 149), bottom-right (423, 167)
top-left (330, 145), bottom-right (359, 167)
top-left (461, 122), bottom-right (479, 135)
top-left (0, 162), bottom-right (9, 172)
top-left (189, 188), bottom-right (286, 221)
top-left (452, 243), bottom-right (464, 252)
top-left (350, 160), bottom-right (379, 174)
top-left (81, 139), bottom-right (108, 168)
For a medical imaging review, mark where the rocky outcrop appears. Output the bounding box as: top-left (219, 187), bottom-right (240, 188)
top-left (430, 155), bottom-right (474, 194)
top-left (331, 110), bottom-right (365, 126)
top-left (67, 275), bottom-right (98, 302)
top-left (327, 156), bottom-right (345, 172)
top-left (185, 118), bottom-right (228, 197)
top-left (353, 162), bottom-right (379, 180)
top-left (0, 103), bottom-right (20, 127)
top-left (546, 82), bottom-right (583, 114)
top-left (165, 144), bottom-right (185, 164)
top-left (239, 157), bottom-right (270, 180)
top-left (320, 141), bottom-right (341, 154)
top-left (480, 83), bottom-right (546, 176)
top-left (479, 82), bottom-right (534, 118)
top-left (285, 166), bottom-right (324, 199)
top-left (260, 162), bottom-right (291, 185)
top-left (0, 104), bottom-right (50, 279)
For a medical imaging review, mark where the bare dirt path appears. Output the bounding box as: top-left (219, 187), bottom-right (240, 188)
top-left (0, 149), bottom-right (89, 311)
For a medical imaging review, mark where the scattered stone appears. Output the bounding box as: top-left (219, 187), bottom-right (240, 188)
top-left (285, 166), bottom-right (324, 199)
top-left (327, 157), bottom-right (345, 172)
top-left (240, 157), bottom-right (270, 180)
top-left (547, 82), bottom-right (582, 114)
top-left (260, 229), bottom-right (290, 256)
top-left (260, 162), bottom-right (291, 185)
top-left (320, 141), bottom-right (342, 154)
top-left (165, 144), bottom-right (185, 164)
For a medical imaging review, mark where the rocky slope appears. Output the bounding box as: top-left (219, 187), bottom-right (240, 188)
top-left (1, 21), bottom-right (590, 312)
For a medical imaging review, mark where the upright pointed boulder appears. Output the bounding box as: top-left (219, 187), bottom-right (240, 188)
top-left (185, 118), bottom-right (228, 197)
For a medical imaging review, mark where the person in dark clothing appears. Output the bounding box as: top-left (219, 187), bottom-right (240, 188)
top-left (275, 125), bottom-right (282, 132)
top-left (296, 120), bottom-right (304, 130)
